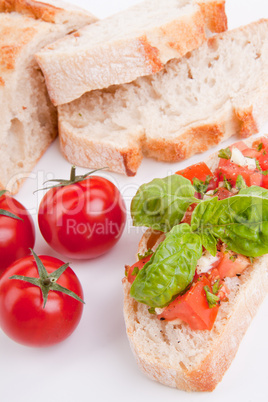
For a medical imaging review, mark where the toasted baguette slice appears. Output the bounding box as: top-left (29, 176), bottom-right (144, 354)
top-left (123, 246), bottom-right (268, 391)
top-left (122, 135), bottom-right (268, 392)
top-left (58, 19), bottom-right (268, 177)
top-left (35, 0), bottom-right (227, 106)
top-left (0, 0), bottom-right (97, 194)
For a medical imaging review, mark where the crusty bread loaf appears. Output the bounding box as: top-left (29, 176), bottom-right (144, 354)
top-left (58, 19), bottom-right (268, 177)
top-left (0, 0), bottom-right (97, 194)
top-left (35, 0), bottom-right (227, 106)
top-left (122, 135), bottom-right (268, 392)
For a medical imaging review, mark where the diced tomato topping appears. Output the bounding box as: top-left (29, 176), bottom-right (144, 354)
top-left (241, 148), bottom-right (261, 159)
top-left (261, 174), bottom-right (268, 189)
top-left (208, 268), bottom-right (230, 300)
top-left (257, 150), bottom-right (268, 171)
top-left (176, 162), bottom-right (218, 190)
top-left (181, 203), bottom-right (198, 225)
top-left (157, 275), bottom-right (219, 330)
top-left (253, 137), bottom-right (268, 150)
top-left (229, 141), bottom-right (249, 152)
top-left (214, 187), bottom-right (233, 200)
top-left (217, 250), bottom-right (250, 279)
top-left (216, 158), bottom-right (262, 187)
top-left (248, 137), bottom-right (268, 171)
top-left (126, 254), bottom-right (152, 284)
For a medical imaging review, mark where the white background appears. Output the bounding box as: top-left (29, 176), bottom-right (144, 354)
top-left (1, 1), bottom-right (268, 401)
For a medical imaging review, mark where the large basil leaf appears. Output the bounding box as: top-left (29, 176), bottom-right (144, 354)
top-left (130, 224), bottom-right (202, 307)
top-left (191, 194), bottom-right (268, 257)
top-left (131, 175), bottom-right (197, 232)
top-left (239, 186), bottom-right (268, 198)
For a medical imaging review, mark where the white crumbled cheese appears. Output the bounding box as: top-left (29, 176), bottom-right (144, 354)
top-left (196, 251), bottom-right (220, 274)
top-left (231, 147), bottom-right (256, 170)
top-left (203, 190), bottom-right (215, 200)
top-left (244, 156), bottom-right (256, 170)
top-left (231, 147), bottom-right (247, 166)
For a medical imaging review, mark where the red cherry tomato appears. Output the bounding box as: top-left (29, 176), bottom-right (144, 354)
top-left (0, 192), bottom-right (35, 276)
top-left (0, 254), bottom-right (84, 347)
top-left (38, 174), bottom-right (126, 259)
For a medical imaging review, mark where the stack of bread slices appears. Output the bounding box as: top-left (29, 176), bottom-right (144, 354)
top-left (2, 0), bottom-right (229, 193)
top-left (2, 0), bottom-right (268, 191)
top-left (34, 0), bottom-right (268, 178)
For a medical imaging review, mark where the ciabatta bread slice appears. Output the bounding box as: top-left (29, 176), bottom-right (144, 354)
top-left (122, 135), bottom-right (268, 392)
top-left (0, 0), bottom-right (97, 194)
top-left (58, 19), bottom-right (268, 177)
top-left (35, 0), bottom-right (227, 106)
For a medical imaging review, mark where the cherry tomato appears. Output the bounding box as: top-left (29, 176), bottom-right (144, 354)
top-left (0, 254), bottom-right (84, 347)
top-left (0, 192), bottom-right (35, 276)
top-left (38, 172), bottom-right (126, 259)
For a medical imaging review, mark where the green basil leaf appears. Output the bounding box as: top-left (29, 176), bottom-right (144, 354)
top-left (131, 175), bottom-right (198, 232)
top-left (200, 232), bottom-right (218, 256)
top-left (191, 197), bottom-right (219, 256)
top-left (239, 186), bottom-right (268, 198)
top-left (130, 223), bottom-right (202, 307)
top-left (192, 195), bottom-right (268, 257)
top-left (255, 159), bottom-right (262, 172)
top-left (192, 175), bottom-right (211, 194)
top-left (257, 143), bottom-right (264, 152)
top-left (236, 175), bottom-right (247, 191)
top-left (218, 147), bottom-right (231, 159)
top-left (204, 286), bottom-right (219, 308)
top-left (223, 175), bottom-right (232, 191)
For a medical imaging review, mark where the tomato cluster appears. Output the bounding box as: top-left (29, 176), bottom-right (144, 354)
top-left (0, 169), bottom-right (126, 347)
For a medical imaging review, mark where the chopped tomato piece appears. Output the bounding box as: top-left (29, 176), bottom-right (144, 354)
top-left (181, 203), bottom-right (198, 225)
top-left (229, 141), bottom-right (249, 152)
top-left (214, 187), bottom-right (233, 200)
top-left (126, 254), bottom-right (152, 284)
top-left (229, 141), bottom-right (249, 151)
top-left (241, 148), bottom-right (261, 159)
top-left (157, 275), bottom-right (219, 330)
top-left (207, 268), bottom-right (229, 301)
top-left (253, 137), bottom-right (268, 150)
top-left (261, 174), bottom-right (268, 189)
top-left (250, 137), bottom-right (268, 171)
top-left (176, 162), bottom-right (218, 190)
top-left (217, 250), bottom-right (250, 279)
top-left (257, 149), bottom-right (268, 171)
top-left (216, 158), bottom-right (262, 187)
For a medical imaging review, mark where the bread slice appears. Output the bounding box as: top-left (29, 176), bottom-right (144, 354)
top-left (0, 0), bottom-right (97, 194)
top-left (35, 0), bottom-right (227, 106)
top-left (58, 19), bottom-right (268, 177)
top-left (122, 135), bottom-right (268, 392)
